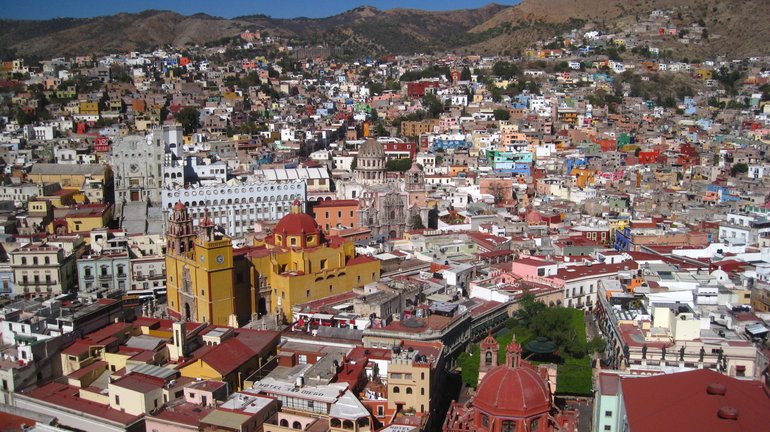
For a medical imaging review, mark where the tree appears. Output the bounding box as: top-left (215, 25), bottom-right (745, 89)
top-left (515, 293), bottom-right (546, 327)
top-left (386, 158), bottom-right (412, 172)
top-left (411, 214), bottom-right (425, 229)
top-left (175, 107), bottom-right (200, 134)
top-left (731, 163), bottom-right (748, 176)
top-left (421, 94), bottom-right (443, 118)
top-left (350, 156), bottom-right (357, 171)
top-left (460, 66), bottom-right (472, 81)
top-left (492, 61), bottom-right (519, 80)
top-left (493, 108), bottom-right (510, 121)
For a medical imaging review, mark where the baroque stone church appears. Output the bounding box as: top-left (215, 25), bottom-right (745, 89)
top-left (336, 138), bottom-right (427, 241)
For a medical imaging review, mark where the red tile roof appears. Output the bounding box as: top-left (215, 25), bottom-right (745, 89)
top-left (112, 373), bottom-right (165, 393)
top-left (24, 382), bottom-right (141, 425)
top-left (621, 369), bottom-right (770, 432)
top-left (313, 200), bottom-right (359, 208)
top-left (347, 255), bottom-right (377, 265)
top-left (0, 412), bottom-right (36, 430)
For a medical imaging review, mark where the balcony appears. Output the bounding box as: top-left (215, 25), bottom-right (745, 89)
top-left (17, 280), bottom-right (57, 287)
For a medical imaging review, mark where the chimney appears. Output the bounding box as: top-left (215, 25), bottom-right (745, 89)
top-left (170, 321), bottom-right (187, 362)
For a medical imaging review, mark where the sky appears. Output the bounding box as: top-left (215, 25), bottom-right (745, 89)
top-left (0, 1), bottom-right (518, 20)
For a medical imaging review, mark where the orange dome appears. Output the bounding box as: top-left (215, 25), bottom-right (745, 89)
top-left (274, 213), bottom-right (320, 236)
top-left (473, 366), bottom-right (551, 418)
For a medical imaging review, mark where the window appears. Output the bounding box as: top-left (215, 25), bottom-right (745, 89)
top-left (605, 411), bottom-right (612, 417)
top-left (604, 426), bottom-right (611, 431)
top-left (115, 395), bottom-right (120, 405)
top-left (306, 289), bottom-right (310, 298)
top-left (530, 418), bottom-right (539, 431)
top-left (393, 386), bottom-right (400, 393)
top-left (377, 405), bottom-right (384, 416)
top-left (406, 387), bottom-right (412, 394)
top-left (502, 420), bottom-right (516, 432)
top-left (481, 415), bottom-right (489, 427)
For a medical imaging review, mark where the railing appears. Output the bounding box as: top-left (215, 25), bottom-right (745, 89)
top-left (17, 280), bottom-right (57, 286)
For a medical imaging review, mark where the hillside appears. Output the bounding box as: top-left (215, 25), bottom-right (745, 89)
top-left (470, 0), bottom-right (770, 58)
top-left (0, 1), bottom-right (769, 59)
top-left (0, 5), bottom-right (509, 58)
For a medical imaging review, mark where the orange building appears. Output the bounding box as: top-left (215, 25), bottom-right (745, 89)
top-left (312, 200), bottom-right (360, 232)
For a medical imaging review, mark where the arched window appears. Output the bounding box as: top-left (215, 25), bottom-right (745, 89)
top-left (530, 418), bottom-right (540, 431)
top-left (502, 420), bottom-right (516, 432)
top-left (330, 418), bottom-right (341, 428)
top-left (406, 387), bottom-right (413, 394)
top-left (485, 351), bottom-right (493, 366)
top-left (280, 419), bottom-right (289, 427)
top-left (342, 420), bottom-right (354, 430)
top-left (292, 421), bottom-right (302, 430)
top-left (392, 386), bottom-right (400, 393)
top-left (21, 257), bottom-right (26, 265)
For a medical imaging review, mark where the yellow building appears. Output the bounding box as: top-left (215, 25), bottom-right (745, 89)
top-left (251, 201), bottom-right (381, 320)
top-left (165, 201), bottom-right (380, 325)
top-left (48, 203), bottom-right (113, 235)
top-left (166, 204), bottom-right (245, 326)
top-left (79, 101), bottom-right (99, 116)
top-left (27, 163), bottom-right (112, 202)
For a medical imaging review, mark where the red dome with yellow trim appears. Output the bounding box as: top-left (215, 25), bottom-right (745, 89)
top-left (272, 200), bottom-right (322, 248)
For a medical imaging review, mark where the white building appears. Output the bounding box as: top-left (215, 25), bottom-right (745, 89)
top-left (161, 180), bottom-right (307, 238)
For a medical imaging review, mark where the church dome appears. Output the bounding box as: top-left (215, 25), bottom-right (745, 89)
top-left (359, 139), bottom-right (385, 158)
top-left (272, 200), bottom-right (322, 248)
top-left (473, 366), bottom-right (551, 418)
top-left (275, 213), bottom-right (320, 236)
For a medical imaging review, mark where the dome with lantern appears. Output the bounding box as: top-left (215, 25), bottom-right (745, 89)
top-left (272, 200), bottom-right (323, 248)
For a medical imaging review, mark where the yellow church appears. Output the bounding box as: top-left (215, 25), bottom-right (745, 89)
top-left (165, 201), bottom-right (380, 326)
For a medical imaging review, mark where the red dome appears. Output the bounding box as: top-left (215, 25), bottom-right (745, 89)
top-left (473, 366), bottom-right (551, 418)
top-left (274, 213), bottom-right (320, 236)
top-left (174, 201), bottom-right (186, 211)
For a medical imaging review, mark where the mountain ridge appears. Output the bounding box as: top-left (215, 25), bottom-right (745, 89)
top-left (0, 1), bottom-right (768, 59)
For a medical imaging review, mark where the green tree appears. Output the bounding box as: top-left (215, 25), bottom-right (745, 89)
top-left (731, 163), bottom-right (748, 176)
top-left (369, 81), bottom-right (384, 96)
top-left (386, 158), bottom-right (413, 172)
top-left (421, 94), bottom-right (443, 118)
top-left (411, 214), bottom-right (425, 229)
top-left (460, 67), bottom-right (472, 81)
top-left (493, 108), bottom-right (510, 121)
top-left (515, 293), bottom-right (546, 327)
top-left (175, 106), bottom-right (200, 134)
top-left (492, 61), bottom-right (519, 80)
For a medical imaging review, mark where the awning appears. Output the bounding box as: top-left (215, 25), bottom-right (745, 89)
top-left (745, 323), bottom-right (769, 336)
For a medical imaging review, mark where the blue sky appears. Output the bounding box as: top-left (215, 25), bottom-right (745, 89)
top-left (1, 1), bottom-right (518, 20)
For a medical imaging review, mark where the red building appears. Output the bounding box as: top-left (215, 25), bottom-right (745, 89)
top-left (381, 142), bottom-right (417, 160)
top-left (443, 336), bottom-right (577, 432)
top-left (406, 80), bottom-right (441, 98)
top-left (637, 150), bottom-right (663, 165)
top-left (93, 136), bottom-right (110, 153)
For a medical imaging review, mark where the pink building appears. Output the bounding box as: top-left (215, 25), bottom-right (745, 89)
top-left (510, 257), bottom-right (558, 279)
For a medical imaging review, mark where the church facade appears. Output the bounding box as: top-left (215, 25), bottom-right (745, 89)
top-left (166, 201), bottom-right (381, 325)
